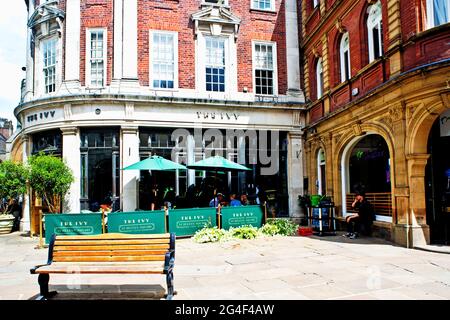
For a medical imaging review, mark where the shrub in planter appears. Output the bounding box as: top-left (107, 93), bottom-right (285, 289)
top-left (28, 153), bottom-right (74, 213)
top-left (0, 161), bottom-right (29, 234)
top-left (265, 218), bottom-right (298, 236)
top-left (259, 223), bottom-right (280, 236)
top-left (229, 225), bottom-right (259, 239)
top-left (193, 226), bottom-right (229, 243)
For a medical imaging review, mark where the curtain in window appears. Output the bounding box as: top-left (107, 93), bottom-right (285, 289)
top-left (433, 0), bottom-right (449, 25)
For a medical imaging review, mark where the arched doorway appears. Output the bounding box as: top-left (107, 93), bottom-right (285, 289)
top-left (341, 134), bottom-right (392, 221)
top-left (425, 110), bottom-right (450, 245)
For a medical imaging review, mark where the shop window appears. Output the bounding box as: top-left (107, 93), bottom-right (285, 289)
top-left (150, 31), bottom-right (177, 89)
top-left (32, 130), bottom-right (62, 155)
top-left (426, 0), bottom-right (450, 28)
top-left (367, 1), bottom-right (383, 63)
top-left (253, 41), bottom-right (277, 95)
top-left (339, 32), bottom-right (351, 82)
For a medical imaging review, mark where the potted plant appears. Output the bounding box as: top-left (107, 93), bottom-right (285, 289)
top-left (0, 161), bottom-right (29, 234)
top-left (28, 153), bottom-right (74, 214)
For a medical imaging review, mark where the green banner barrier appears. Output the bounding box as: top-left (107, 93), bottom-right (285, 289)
top-left (107, 211), bottom-right (166, 234)
top-left (168, 207), bottom-right (217, 236)
top-left (220, 205), bottom-right (264, 230)
top-left (44, 213), bottom-right (103, 244)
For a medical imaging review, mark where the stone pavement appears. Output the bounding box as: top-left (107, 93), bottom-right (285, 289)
top-left (0, 231), bottom-right (449, 300)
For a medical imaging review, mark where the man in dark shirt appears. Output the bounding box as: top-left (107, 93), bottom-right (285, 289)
top-left (344, 193), bottom-right (375, 239)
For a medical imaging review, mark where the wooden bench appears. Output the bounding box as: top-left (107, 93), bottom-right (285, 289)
top-left (30, 233), bottom-right (176, 300)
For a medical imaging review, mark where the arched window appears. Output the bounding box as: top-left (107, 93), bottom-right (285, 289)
top-left (367, 1), bottom-right (383, 63)
top-left (316, 58), bottom-right (324, 99)
top-left (339, 32), bottom-right (351, 82)
top-left (426, 0), bottom-right (450, 28)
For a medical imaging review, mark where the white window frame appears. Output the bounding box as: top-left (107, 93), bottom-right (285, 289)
top-left (85, 28), bottom-right (107, 89)
top-left (252, 40), bottom-right (278, 96)
top-left (196, 32), bottom-right (237, 96)
top-left (426, 0), bottom-right (450, 29)
top-left (367, 1), bottom-right (383, 63)
top-left (251, 0), bottom-right (275, 12)
top-left (313, 0), bottom-right (319, 9)
top-left (42, 37), bottom-right (58, 94)
top-left (339, 32), bottom-right (351, 83)
top-left (316, 58), bottom-right (323, 99)
top-left (149, 30), bottom-right (178, 90)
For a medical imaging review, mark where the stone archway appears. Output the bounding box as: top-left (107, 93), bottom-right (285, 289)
top-left (406, 96), bottom-right (450, 245)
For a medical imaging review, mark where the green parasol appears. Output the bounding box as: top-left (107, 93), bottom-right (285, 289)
top-left (122, 155), bottom-right (187, 171)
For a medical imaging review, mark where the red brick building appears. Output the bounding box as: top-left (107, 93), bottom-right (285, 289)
top-left (12, 0), bottom-right (306, 233)
top-left (302, 0), bottom-right (450, 247)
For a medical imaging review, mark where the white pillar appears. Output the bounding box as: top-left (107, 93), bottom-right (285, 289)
top-left (122, 0), bottom-right (138, 79)
top-left (64, 0), bottom-right (81, 87)
top-left (285, 0), bottom-right (304, 100)
top-left (288, 132), bottom-right (304, 218)
top-left (121, 126), bottom-right (139, 212)
top-left (113, 0), bottom-right (123, 80)
top-left (62, 127), bottom-right (80, 213)
top-left (21, 134), bottom-right (31, 232)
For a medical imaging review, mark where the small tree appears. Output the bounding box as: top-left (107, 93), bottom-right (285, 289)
top-left (28, 153), bottom-right (74, 213)
top-left (0, 161), bottom-right (29, 215)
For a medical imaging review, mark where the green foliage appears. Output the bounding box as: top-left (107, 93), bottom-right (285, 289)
top-left (229, 225), bottom-right (259, 239)
top-left (28, 153), bottom-right (74, 213)
top-left (265, 218), bottom-right (298, 236)
top-left (259, 223), bottom-right (280, 236)
top-left (193, 226), bottom-right (229, 243)
top-left (0, 161), bottom-right (29, 214)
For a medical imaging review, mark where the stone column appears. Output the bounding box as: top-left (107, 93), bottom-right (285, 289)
top-left (288, 132), bottom-right (304, 219)
top-left (186, 134), bottom-right (196, 187)
top-left (21, 134), bottom-right (31, 232)
top-left (386, 0), bottom-right (403, 76)
top-left (24, 2), bottom-right (35, 102)
top-left (285, 0), bottom-right (304, 101)
top-left (404, 154), bottom-right (431, 246)
top-left (64, 0), bottom-right (81, 90)
top-left (121, 126), bottom-right (139, 212)
top-left (62, 127), bottom-right (80, 213)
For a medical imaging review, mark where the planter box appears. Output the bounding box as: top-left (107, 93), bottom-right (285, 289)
top-left (0, 215), bottom-right (15, 234)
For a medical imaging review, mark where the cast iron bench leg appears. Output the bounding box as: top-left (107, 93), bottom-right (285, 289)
top-left (165, 271), bottom-right (175, 300)
top-left (37, 274), bottom-right (57, 300)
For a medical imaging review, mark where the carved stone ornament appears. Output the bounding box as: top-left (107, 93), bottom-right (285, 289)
top-left (335, 19), bottom-right (346, 34)
top-left (389, 103), bottom-right (405, 122)
top-left (191, 6), bottom-right (241, 40)
top-left (27, 0), bottom-right (65, 30)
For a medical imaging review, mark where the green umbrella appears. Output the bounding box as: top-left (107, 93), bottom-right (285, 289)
top-left (186, 156), bottom-right (251, 172)
top-left (122, 155), bottom-right (187, 171)
top-left (187, 156), bottom-right (251, 207)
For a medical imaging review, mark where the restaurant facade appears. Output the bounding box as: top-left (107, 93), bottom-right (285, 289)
top-left (11, 0), bottom-right (306, 234)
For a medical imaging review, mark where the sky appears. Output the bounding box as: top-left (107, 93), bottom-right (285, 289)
top-left (0, 0), bottom-right (27, 128)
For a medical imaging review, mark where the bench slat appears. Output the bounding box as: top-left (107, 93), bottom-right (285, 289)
top-left (52, 255), bottom-right (166, 263)
top-left (35, 263), bottom-right (165, 274)
top-left (53, 250), bottom-right (168, 257)
top-left (55, 239), bottom-right (170, 246)
top-left (53, 244), bottom-right (170, 251)
top-left (57, 233), bottom-right (171, 240)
